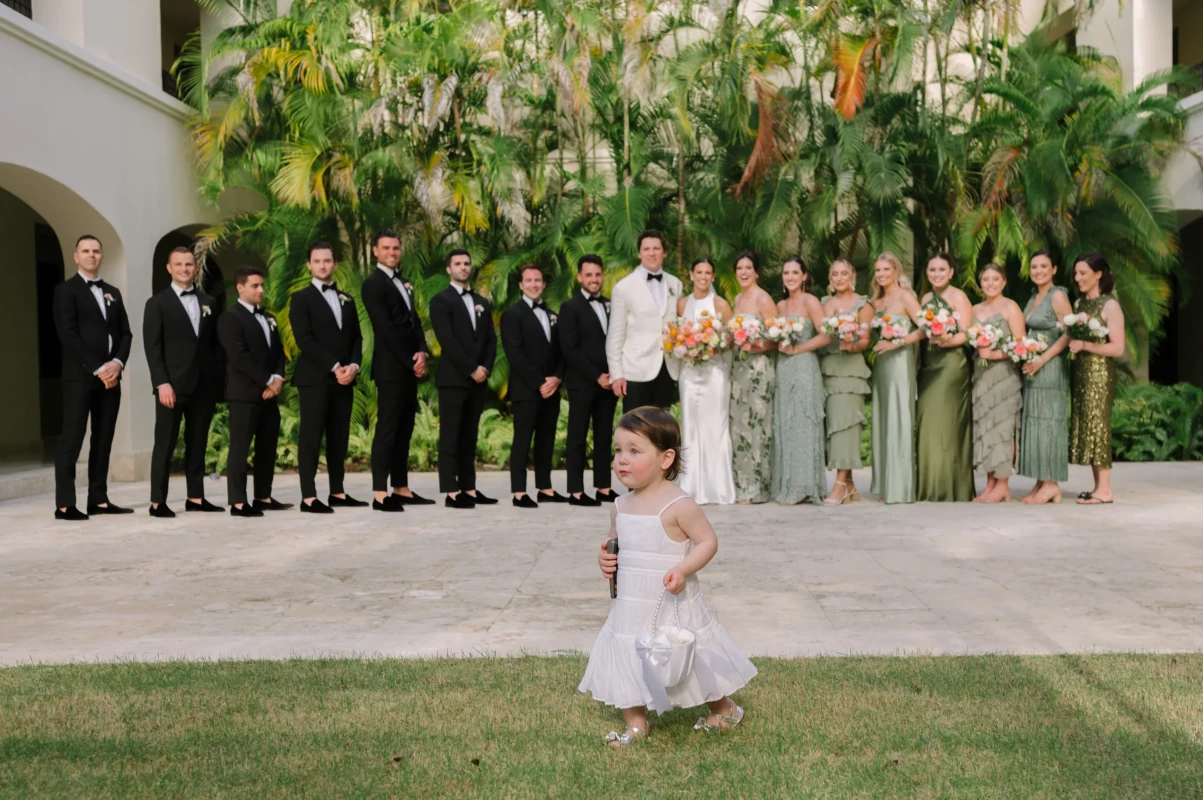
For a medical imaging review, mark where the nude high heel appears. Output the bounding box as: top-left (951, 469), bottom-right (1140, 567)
top-left (824, 481), bottom-right (857, 506)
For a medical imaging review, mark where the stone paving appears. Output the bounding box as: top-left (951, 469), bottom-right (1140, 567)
top-left (1, 463), bottom-right (1201, 665)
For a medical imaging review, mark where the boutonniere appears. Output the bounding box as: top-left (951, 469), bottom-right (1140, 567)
top-left (267, 317), bottom-right (278, 331)
top-left (201, 305), bottom-right (212, 317)
top-left (403, 282), bottom-right (414, 293)
top-left (604, 302), bottom-right (611, 314)
top-left (549, 313), bottom-right (558, 326)
top-left (103, 292), bottom-right (114, 307)
top-left (338, 293), bottom-right (351, 305)
top-left (474, 304), bottom-right (484, 317)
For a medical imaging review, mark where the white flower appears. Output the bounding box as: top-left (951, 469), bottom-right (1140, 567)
top-left (201, 305), bottom-right (212, 317)
top-left (1087, 317), bottom-right (1101, 331)
top-left (474, 304), bottom-right (484, 316)
top-left (267, 317), bottom-right (277, 330)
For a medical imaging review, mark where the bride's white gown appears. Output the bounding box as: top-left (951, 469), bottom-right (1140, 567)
top-left (677, 292), bottom-right (737, 505)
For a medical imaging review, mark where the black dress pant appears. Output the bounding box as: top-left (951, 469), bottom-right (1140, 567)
top-left (226, 399), bottom-right (280, 506)
top-left (372, 378), bottom-right (418, 492)
top-left (566, 386), bottom-right (618, 494)
top-left (622, 362), bottom-right (676, 412)
top-left (297, 383), bottom-right (353, 498)
top-left (55, 380), bottom-right (121, 508)
top-left (437, 383), bottom-right (486, 493)
top-left (510, 394), bottom-right (560, 493)
top-left (150, 390), bottom-right (216, 504)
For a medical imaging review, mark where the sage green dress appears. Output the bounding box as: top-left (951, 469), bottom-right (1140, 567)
top-left (971, 313), bottom-right (1023, 478)
top-left (1019, 288), bottom-right (1069, 481)
top-left (730, 353), bottom-right (775, 503)
top-left (772, 319), bottom-right (826, 504)
top-left (1069, 294), bottom-right (1117, 468)
top-left (870, 314), bottom-right (917, 505)
top-left (820, 295), bottom-right (872, 470)
top-left (916, 331), bottom-right (974, 502)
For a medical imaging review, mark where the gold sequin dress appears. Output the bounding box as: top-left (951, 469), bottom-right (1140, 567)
top-left (1069, 294), bottom-right (1116, 468)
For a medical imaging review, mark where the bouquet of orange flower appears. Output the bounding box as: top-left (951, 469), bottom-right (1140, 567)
top-left (822, 313), bottom-right (866, 344)
top-left (727, 314), bottom-right (766, 358)
top-left (1002, 334), bottom-right (1049, 378)
top-left (965, 321), bottom-right (1010, 366)
top-left (663, 310), bottom-right (731, 365)
top-left (870, 313), bottom-right (911, 346)
top-left (916, 296), bottom-right (962, 346)
top-left (765, 315), bottom-right (812, 346)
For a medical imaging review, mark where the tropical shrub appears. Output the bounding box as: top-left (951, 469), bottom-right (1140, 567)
top-left (1111, 381), bottom-right (1203, 462)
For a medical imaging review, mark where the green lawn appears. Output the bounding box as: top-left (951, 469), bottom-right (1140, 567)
top-left (2, 654), bottom-right (1202, 798)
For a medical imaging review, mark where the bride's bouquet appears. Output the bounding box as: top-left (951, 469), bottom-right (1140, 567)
top-left (1002, 334), bottom-right (1049, 378)
top-left (727, 315), bottom-right (766, 358)
top-left (965, 321), bottom-right (1010, 366)
top-left (765, 315), bottom-right (812, 346)
top-left (822, 313), bottom-right (866, 345)
top-left (917, 296), bottom-right (962, 346)
top-left (663, 310), bottom-right (731, 365)
top-left (1062, 312), bottom-right (1109, 341)
top-left (870, 313), bottom-right (911, 347)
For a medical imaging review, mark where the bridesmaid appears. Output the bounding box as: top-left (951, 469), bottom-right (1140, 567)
top-left (820, 259), bottom-right (873, 505)
top-left (869, 252), bottom-right (923, 504)
top-left (970, 264), bottom-right (1025, 503)
top-left (1069, 253), bottom-right (1125, 504)
top-left (730, 250), bottom-right (778, 504)
top-left (915, 252), bottom-right (974, 502)
top-left (772, 257), bottom-right (829, 505)
top-left (1019, 250), bottom-right (1073, 504)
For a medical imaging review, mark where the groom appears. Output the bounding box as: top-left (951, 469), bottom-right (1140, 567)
top-left (605, 230), bottom-right (681, 411)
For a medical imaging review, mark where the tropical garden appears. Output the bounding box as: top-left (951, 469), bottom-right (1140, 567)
top-left (176, 0), bottom-right (1203, 470)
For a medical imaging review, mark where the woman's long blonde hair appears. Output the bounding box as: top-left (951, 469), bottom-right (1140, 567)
top-left (826, 258), bottom-right (856, 297)
top-left (871, 251), bottom-right (911, 302)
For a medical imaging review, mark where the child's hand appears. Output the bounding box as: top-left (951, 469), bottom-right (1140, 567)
top-left (663, 567), bottom-right (686, 595)
top-left (598, 539), bottom-right (617, 579)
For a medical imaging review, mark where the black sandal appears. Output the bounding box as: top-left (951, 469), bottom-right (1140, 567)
top-left (1076, 492), bottom-right (1113, 505)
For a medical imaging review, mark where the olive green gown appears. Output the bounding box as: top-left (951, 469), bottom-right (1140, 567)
top-left (916, 329), bottom-right (974, 502)
top-left (870, 311), bottom-right (917, 505)
top-left (1018, 288), bottom-right (1069, 481)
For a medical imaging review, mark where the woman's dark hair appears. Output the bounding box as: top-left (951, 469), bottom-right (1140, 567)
top-left (782, 255), bottom-right (812, 296)
top-left (930, 252), bottom-right (955, 269)
top-left (734, 250), bottom-right (761, 275)
top-left (1075, 252), bottom-right (1115, 294)
top-left (1030, 249), bottom-right (1054, 264)
top-left (690, 257), bottom-right (714, 272)
top-left (616, 406), bottom-right (684, 481)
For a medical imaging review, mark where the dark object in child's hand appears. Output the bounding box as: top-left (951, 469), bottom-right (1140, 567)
top-left (606, 538), bottom-right (619, 599)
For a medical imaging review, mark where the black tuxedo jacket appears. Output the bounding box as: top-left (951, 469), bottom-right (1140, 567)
top-left (218, 304), bottom-right (286, 403)
top-left (143, 287), bottom-right (224, 396)
top-left (361, 269), bottom-right (428, 383)
top-left (500, 299), bottom-right (565, 402)
top-left (53, 274), bottom-right (133, 383)
top-left (288, 284), bottom-right (364, 387)
top-left (429, 286), bottom-right (496, 389)
top-left (558, 292), bottom-right (611, 393)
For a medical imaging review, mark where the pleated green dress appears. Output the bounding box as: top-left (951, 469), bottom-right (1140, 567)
top-left (971, 314), bottom-right (1022, 478)
top-left (820, 295), bottom-right (872, 470)
top-left (1018, 288), bottom-right (1069, 481)
top-left (870, 313), bottom-right (917, 505)
top-left (916, 340), bottom-right (974, 502)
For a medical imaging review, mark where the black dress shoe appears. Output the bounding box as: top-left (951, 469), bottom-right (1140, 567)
top-left (253, 498), bottom-right (294, 511)
top-left (230, 504), bottom-right (264, 517)
top-left (54, 506), bottom-right (89, 521)
top-left (467, 491), bottom-right (498, 505)
top-left (149, 504), bottom-right (176, 518)
top-left (445, 493), bottom-right (476, 509)
top-left (373, 495), bottom-right (405, 512)
top-left (88, 502), bottom-right (134, 515)
top-left (537, 491), bottom-right (569, 503)
top-left (395, 491), bottom-right (436, 506)
top-left (569, 493), bottom-right (602, 507)
top-left (595, 491), bottom-right (618, 503)
top-left (329, 494), bottom-right (369, 508)
top-left (300, 499), bottom-right (334, 514)
top-left (512, 494), bottom-right (539, 509)
top-left (186, 498), bottom-right (225, 513)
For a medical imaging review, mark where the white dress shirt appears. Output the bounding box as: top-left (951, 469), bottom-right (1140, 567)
top-left (636, 264), bottom-right (666, 311)
top-left (172, 282), bottom-right (201, 336)
top-left (453, 281), bottom-right (476, 330)
top-left (79, 271), bottom-right (123, 371)
top-left (524, 295), bottom-right (551, 341)
top-left (238, 299), bottom-right (283, 386)
top-left (377, 264), bottom-right (414, 312)
top-left (583, 289), bottom-right (608, 334)
top-left (313, 277), bottom-right (343, 329)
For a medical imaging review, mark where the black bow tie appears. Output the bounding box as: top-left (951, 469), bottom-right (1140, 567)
top-left (85, 279), bottom-right (102, 288)
top-left (587, 294), bottom-right (604, 303)
top-left (532, 300), bottom-right (548, 312)
top-left (251, 306), bottom-right (264, 316)
top-left (180, 288), bottom-right (196, 296)
top-left (646, 272), bottom-right (663, 282)
top-left (457, 287), bottom-right (471, 297)
top-left (321, 283), bottom-right (338, 293)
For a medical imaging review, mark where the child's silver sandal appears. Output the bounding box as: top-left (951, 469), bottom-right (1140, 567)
top-left (694, 703), bottom-right (744, 733)
top-left (604, 726), bottom-right (648, 746)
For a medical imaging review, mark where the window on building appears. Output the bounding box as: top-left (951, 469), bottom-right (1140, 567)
top-left (160, 0), bottom-right (200, 98)
top-left (1, 0), bottom-right (33, 20)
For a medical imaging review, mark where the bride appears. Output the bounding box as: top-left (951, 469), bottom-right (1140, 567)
top-left (676, 257), bottom-right (737, 505)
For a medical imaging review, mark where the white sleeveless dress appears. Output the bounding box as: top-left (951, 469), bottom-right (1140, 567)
top-left (578, 495), bottom-right (757, 712)
top-left (677, 292), bottom-right (737, 505)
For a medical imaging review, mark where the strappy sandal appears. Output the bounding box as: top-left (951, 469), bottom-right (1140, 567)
top-left (824, 481), bottom-right (858, 506)
top-left (604, 726), bottom-right (648, 747)
top-left (1076, 492), bottom-right (1113, 505)
top-left (694, 702), bottom-right (745, 733)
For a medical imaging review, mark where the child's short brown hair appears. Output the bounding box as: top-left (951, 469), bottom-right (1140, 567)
top-left (616, 406), bottom-right (684, 481)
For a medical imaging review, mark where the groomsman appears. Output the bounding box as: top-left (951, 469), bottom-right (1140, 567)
top-left (143, 247), bottom-right (225, 517)
top-left (289, 242), bottom-right (367, 513)
top-left (428, 249), bottom-right (498, 509)
top-left (500, 265), bottom-right (566, 508)
top-left (558, 254), bottom-right (618, 506)
top-left (605, 230), bottom-right (682, 411)
top-left (53, 235), bottom-right (134, 520)
top-left (361, 228), bottom-right (434, 512)
top-left (218, 266), bottom-right (290, 517)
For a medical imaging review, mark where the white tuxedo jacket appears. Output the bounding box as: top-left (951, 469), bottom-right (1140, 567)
top-left (605, 267), bottom-right (682, 383)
